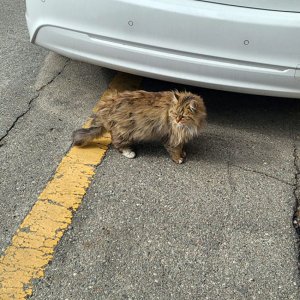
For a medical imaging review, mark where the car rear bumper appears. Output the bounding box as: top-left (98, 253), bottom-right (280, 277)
top-left (26, 0), bottom-right (300, 98)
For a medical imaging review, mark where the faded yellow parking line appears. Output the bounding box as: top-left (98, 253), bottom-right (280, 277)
top-left (0, 73), bottom-right (142, 299)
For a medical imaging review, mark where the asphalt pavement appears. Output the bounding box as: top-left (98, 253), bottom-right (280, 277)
top-left (31, 81), bottom-right (300, 300)
top-left (1, 1), bottom-right (300, 299)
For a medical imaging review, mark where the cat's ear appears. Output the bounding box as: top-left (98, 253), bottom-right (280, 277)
top-left (189, 100), bottom-right (198, 113)
top-left (173, 90), bottom-right (181, 102)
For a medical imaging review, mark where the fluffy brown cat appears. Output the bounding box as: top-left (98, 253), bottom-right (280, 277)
top-left (72, 90), bottom-right (206, 164)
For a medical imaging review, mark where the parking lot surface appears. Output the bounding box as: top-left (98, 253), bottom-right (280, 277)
top-left (0, 1), bottom-right (299, 299)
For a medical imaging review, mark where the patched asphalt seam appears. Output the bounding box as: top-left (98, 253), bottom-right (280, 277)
top-left (0, 59), bottom-right (71, 146)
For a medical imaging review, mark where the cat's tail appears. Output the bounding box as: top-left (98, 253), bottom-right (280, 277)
top-left (72, 126), bottom-right (104, 147)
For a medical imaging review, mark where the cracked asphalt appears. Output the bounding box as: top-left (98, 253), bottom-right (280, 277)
top-left (1, 1), bottom-right (300, 299)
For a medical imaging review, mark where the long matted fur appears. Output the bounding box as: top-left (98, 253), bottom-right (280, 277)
top-left (72, 90), bottom-right (206, 164)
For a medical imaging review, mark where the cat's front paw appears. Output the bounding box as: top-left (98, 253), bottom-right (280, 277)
top-left (177, 158), bottom-right (184, 164)
top-left (121, 149), bottom-right (136, 159)
top-left (172, 156), bottom-right (185, 164)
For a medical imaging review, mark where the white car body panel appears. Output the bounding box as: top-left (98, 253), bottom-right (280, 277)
top-left (26, 0), bottom-right (300, 98)
top-left (197, 0), bottom-right (300, 12)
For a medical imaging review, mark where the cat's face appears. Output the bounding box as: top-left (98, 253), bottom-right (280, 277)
top-left (169, 92), bottom-right (206, 128)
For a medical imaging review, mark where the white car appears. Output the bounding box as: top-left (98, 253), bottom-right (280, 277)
top-left (26, 0), bottom-right (300, 98)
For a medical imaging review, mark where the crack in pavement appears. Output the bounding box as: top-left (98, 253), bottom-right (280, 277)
top-left (0, 93), bottom-right (39, 145)
top-left (231, 164), bottom-right (295, 187)
top-left (291, 142), bottom-right (300, 276)
top-left (0, 59), bottom-right (71, 146)
top-left (292, 144), bottom-right (300, 233)
top-left (0, 114), bottom-right (111, 300)
top-left (227, 162), bottom-right (236, 196)
top-left (35, 59), bottom-right (70, 92)
top-left (0, 73), bottom-right (139, 299)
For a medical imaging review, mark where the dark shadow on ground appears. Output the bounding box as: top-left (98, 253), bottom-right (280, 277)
top-left (141, 78), bottom-right (300, 140)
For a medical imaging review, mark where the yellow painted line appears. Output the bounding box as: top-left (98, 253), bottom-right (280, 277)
top-left (0, 72), bottom-right (142, 299)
